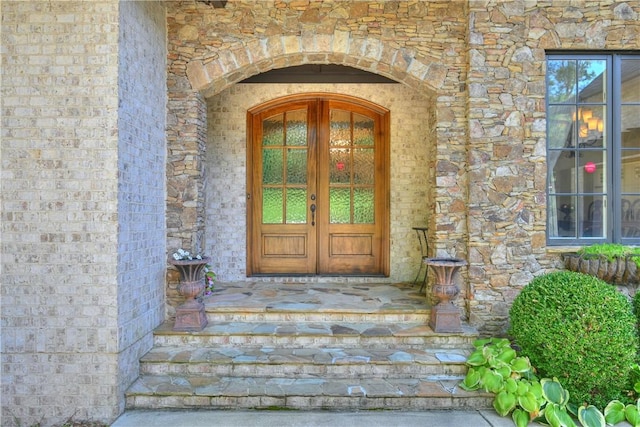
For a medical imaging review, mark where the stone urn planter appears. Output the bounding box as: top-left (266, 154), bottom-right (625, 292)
top-left (169, 256), bottom-right (210, 331)
top-left (563, 253), bottom-right (639, 285)
top-left (424, 257), bottom-right (467, 333)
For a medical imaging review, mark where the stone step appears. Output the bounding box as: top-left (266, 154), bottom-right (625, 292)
top-left (152, 321), bottom-right (478, 349)
top-left (205, 308), bottom-right (431, 324)
top-left (125, 374), bottom-right (494, 411)
top-left (139, 346), bottom-right (471, 378)
top-left (202, 281), bottom-right (430, 324)
top-left (132, 283), bottom-right (485, 412)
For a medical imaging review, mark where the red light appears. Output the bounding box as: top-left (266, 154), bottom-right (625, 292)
top-left (336, 161), bottom-right (345, 171)
top-left (584, 162), bottom-right (596, 174)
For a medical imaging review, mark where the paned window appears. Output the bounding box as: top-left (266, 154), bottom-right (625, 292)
top-left (547, 54), bottom-right (640, 245)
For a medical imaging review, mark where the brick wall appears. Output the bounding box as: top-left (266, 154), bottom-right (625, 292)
top-left (0, 1), bottom-right (166, 425)
top-left (116, 0), bottom-right (167, 418)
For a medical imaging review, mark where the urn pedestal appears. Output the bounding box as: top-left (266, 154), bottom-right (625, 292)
top-left (424, 257), bottom-right (467, 333)
top-left (169, 257), bottom-right (210, 332)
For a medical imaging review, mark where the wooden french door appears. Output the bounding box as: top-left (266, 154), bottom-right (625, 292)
top-left (247, 94), bottom-right (389, 276)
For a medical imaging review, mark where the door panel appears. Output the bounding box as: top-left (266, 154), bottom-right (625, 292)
top-left (247, 94), bottom-right (389, 276)
top-left (249, 101), bottom-right (317, 274)
top-left (317, 100), bottom-right (385, 275)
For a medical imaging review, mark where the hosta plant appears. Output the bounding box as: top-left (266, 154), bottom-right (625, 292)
top-left (460, 337), bottom-right (640, 427)
top-left (604, 400), bottom-right (640, 426)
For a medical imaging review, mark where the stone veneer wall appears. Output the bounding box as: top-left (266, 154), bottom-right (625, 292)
top-left (166, 0), bottom-right (468, 309)
top-left (204, 83), bottom-right (431, 283)
top-left (0, 1), bottom-right (166, 426)
top-left (168, 0), bottom-right (640, 334)
top-left (465, 1), bottom-right (640, 332)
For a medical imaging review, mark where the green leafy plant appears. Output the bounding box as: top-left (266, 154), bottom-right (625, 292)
top-left (634, 292), bottom-right (640, 329)
top-left (509, 271), bottom-right (638, 409)
top-left (460, 337), bottom-right (542, 424)
top-left (577, 243), bottom-right (640, 268)
top-left (604, 399), bottom-right (640, 426)
top-left (461, 337), bottom-right (640, 426)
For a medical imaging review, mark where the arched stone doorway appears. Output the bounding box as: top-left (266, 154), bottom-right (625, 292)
top-left (166, 9), bottom-right (469, 313)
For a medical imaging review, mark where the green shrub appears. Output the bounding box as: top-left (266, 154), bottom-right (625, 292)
top-left (633, 292), bottom-right (640, 326)
top-left (577, 243), bottom-right (640, 268)
top-left (509, 271), bottom-right (638, 409)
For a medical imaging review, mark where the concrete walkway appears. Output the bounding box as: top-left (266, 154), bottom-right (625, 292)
top-left (111, 409), bottom-right (531, 427)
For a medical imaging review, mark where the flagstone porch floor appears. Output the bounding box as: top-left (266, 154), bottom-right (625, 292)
top-left (204, 280), bottom-right (430, 315)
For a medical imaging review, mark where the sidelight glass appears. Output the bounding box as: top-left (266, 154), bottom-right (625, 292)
top-left (547, 57), bottom-right (608, 240)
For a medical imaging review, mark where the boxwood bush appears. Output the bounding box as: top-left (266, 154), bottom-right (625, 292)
top-left (634, 292), bottom-right (640, 326)
top-left (509, 271), bottom-right (638, 409)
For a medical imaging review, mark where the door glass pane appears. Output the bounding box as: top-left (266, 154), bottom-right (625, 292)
top-left (354, 113), bottom-right (374, 146)
top-left (551, 155), bottom-right (576, 193)
top-left (286, 109), bottom-right (307, 146)
top-left (548, 60), bottom-right (577, 103)
top-left (286, 188), bottom-right (306, 223)
top-left (548, 105), bottom-right (576, 149)
top-left (262, 188), bottom-right (283, 224)
top-left (330, 148), bottom-right (350, 184)
top-left (580, 151), bottom-right (605, 193)
top-left (330, 110), bottom-right (351, 146)
top-left (551, 195), bottom-right (577, 238)
top-left (577, 59), bottom-right (606, 103)
top-left (330, 187), bottom-right (350, 223)
top-left (582, 196), bottom-right (606, 238)
top-left (262, 149), bottom-right (283, 184)
top-left (286, 148), bottom-right (307, 184)
top-left (263, 113), bottom-right (284, 146)
top-left (621, 59), bottom-right (640, 102)
top-left (577, 106), bottom-right (605, 149)
top-left (354, 149), bottom-right (374, 185)
top-left (354, 188), bottom-right (374, 223)
top-left (622, 150), bottom-right (640, 194)
top-left (621, 106), bottom-right (640, 149)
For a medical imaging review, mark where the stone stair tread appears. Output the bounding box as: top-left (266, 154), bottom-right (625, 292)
top-left (126, 374), bottom-right (488, 399)
top-left (154, 320), bottom-right (478, 338)
top-left (141, 345), bottom-right (470, 366)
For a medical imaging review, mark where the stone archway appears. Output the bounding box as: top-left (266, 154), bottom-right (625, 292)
top-left (166, 7), bottom-right (470, 313)
top-left (168, 33), bottom-right (466, 248)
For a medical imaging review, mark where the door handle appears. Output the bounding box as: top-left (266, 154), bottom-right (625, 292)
top-left (310, 203), bottom-right (316, 226)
